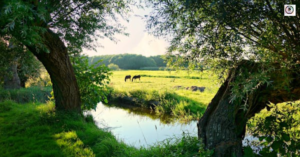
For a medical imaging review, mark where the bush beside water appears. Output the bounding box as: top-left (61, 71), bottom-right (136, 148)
top-left (246, 102), bottom-right (300, 156)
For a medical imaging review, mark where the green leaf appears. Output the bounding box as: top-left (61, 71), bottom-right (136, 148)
top-left (243, 146), bottom-right (254, 157)
top-left (259, 136), bottom-right (265, 141)
top-left (271, 141), bottom-right (281, 150)
top-left (282, 133), bottom-right (290, 142)
top-left (279, 122), bottom-right (288, 129)
top-left (266, 136), bottom-right (273, 143)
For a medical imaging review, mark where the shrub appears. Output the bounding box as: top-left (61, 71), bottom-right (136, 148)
top-left (71, 56), bottom-right (111, 110)
top-left (108, 63), bottom-right (121, 71)
top-left (246, 102), bottom-right (300, 156)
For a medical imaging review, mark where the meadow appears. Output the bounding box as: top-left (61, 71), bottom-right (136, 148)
top-left (107, 70), bottom-right (220, 120)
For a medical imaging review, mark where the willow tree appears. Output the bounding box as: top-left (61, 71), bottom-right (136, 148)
top-left (147, 0), bottom-right (300, 156)
top-left (0, 0), bottom-right (132, 112)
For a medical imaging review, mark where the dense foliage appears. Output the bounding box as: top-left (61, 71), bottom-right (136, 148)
top-left (0, 38), bottom-right (41, 88)
top-left (71, 56), bottom-right (111, 110)
top-left (108, 63), bottom-right (121, 71)
top-left (0, 0), bottom-right (134, 52)
top-left (246, 102), bottom-right (300, 156)
top-left (89, 54), bottom-right (167, 70)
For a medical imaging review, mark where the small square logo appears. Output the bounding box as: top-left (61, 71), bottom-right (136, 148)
top-left (284, 5), bottom-right (296, 16)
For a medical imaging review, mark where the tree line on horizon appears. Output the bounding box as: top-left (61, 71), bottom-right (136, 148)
top-left (88, 54), bottom-right (167, 70)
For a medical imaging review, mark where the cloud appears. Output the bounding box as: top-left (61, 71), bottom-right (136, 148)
top-left (129, 33), bottom-right (169, 56)
top-left (82, 4), bottom-right (169, 57)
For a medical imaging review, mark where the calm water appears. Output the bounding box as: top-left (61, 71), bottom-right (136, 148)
top-left (85, 102), bottom-right (198, 148)
top-left (85, 102), bottom-right (260, 150)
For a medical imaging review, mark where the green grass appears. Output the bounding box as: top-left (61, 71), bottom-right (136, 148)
top-left (0, 100), bottom-right (212, 157)
top-left (0, 86), bottom-right (51, 103)
top-left (107, 70), bottom-right (219, 120)
top-left (0, 100), bottom-right (117, 157)
top-left (110, 70), bottom-right (219, 105)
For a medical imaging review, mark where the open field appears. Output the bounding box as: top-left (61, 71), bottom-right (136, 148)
top-left (107, 70), bottom-right (220, 119)
top-left (109, 70), bottom-right (219, 105)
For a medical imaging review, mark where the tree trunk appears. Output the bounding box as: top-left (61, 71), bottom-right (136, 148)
top-left (197, 60), bottom-right (300, 156)
top-left (27, 29), bottom-right (81, 112)
top-left (3, 57), bottom-right (21, 89)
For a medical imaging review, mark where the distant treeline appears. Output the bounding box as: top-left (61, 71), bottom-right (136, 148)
top-left (88, 54), bottom-right (167, 70)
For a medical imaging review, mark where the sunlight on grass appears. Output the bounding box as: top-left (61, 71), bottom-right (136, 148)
top-left (0, 100), bottom-right (129, 157)
top-left (107, 70), bottom-right (220, 120)
top-left (54, 131), bottom-right (95, 157)
top-left (109, 70), bottom-right (219, 105)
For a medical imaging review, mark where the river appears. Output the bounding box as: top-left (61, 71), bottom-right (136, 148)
top-left (85, 102), bottom-right (198, 148)
top-left (85, 102), bottom-right (260, 150)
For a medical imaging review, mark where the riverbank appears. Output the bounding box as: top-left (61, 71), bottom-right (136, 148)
top-left (0, 100), bottom-right (212, 156)
top-left (107, 70), bottom-right (220, 121)
top-left (107, 88), bottom-right (207, 121)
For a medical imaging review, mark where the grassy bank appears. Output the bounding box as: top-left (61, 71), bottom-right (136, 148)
top-left (107, 70), bottom-right (219, 120)
top-left (107, 88), bottom-right (207, 121)
top-left (0, 100), bottom-right (212, 157)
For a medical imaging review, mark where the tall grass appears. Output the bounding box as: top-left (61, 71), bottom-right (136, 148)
top-left (0, 100), bottom-right (212, 157)
top-left (0, 86), bottom-right (51, 103)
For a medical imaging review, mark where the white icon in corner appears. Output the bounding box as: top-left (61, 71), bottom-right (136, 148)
top-left (284, 5), bottom-right (296, 16)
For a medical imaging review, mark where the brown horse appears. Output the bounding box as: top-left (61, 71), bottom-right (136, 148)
top-left (132, 75), bottom-right (141, 82)
top-left (125, 75), bottom-right (131, 82)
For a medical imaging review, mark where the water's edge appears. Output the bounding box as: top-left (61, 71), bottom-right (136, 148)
top-left (85, 102), bottom-right (259, 149)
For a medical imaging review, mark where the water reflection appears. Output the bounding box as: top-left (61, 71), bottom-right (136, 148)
top-left (85, 102), bottom-right (198, 148)
top-left (104, 103), bottom-right (179, 124)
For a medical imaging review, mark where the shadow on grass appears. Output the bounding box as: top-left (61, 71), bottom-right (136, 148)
top-left (0, 100), bottom-right (135, 157)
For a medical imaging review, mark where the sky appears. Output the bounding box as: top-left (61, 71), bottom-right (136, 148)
top-left (83, 5), bottom-right (170, 57)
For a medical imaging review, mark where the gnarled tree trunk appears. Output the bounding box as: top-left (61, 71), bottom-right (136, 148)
top-left (197, 60), bottom-right (300, 156)
top-left (3, 57), bottom-right (21, 89)
top-left (27, 29), bottom-right (81, 112)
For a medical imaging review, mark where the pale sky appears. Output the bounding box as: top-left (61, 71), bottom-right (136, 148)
top-left (83, 5), bottom-right (169, 57)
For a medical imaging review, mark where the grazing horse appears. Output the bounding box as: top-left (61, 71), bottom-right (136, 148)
top-left (125, 75), bottom-right (131, 82)
top-left (132, 75), bottom-right (141, 82)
